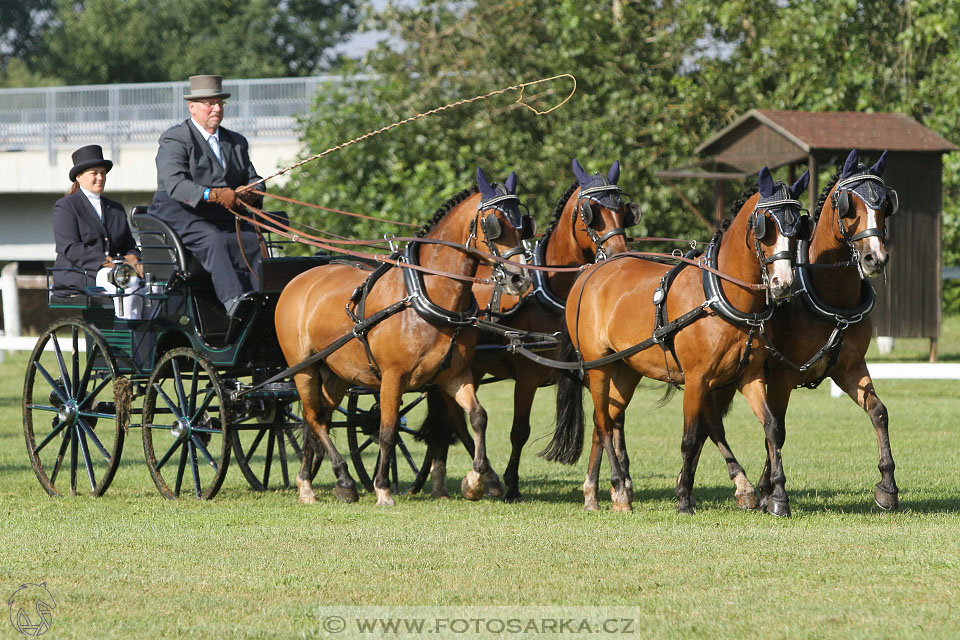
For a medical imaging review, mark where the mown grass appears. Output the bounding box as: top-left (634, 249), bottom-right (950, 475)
top-left (2, 319), bottom-right (960, 638)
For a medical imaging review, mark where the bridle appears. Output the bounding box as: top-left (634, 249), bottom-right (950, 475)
top-left (829, 172), bottom-right (898, 278)
top-left (468, 186), bottom-right (533, 297)
top-left (575, 183), bottom-right (640, 262)
top-left (746, 186), bottom-right (809, 300)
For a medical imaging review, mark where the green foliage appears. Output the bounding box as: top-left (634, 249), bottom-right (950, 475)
top-left (284, 0), bottom-right (960, 284)
top-left (0, 0), bottom-right (361, 85)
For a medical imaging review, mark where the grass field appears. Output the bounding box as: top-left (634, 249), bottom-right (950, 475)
top-left (2, 320), bottom-right (960, 638)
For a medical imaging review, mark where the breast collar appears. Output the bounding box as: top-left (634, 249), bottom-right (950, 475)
top-left (701, 237), bottom-right (775, 326)
top-left (795, 238), bottom-right (875, 324)
top-left (530, 236), bottom-right (567, 315)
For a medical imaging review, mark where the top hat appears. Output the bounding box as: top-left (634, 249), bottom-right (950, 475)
top-left (183, 75), bottom-right (231, 101)
top-left (69, 144), bottom-right (113, 182)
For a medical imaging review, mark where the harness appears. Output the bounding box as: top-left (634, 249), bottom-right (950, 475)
top-left (576, 183), bottom-right (629, 262)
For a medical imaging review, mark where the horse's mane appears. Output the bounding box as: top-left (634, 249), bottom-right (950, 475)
top-left (540, 181), bottom-right (579, 244)
top-left (813, 167), bottom-right (842, 222)
top-left (414, 186), bottom-right (479, 238)
top-left (720, 185), bottom-right (759, 234)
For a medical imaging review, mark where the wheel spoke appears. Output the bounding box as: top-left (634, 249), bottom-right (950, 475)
top-left (69, 425), bottom-right (78, 495)
top-left (191, 435), bottom-right (219, 471)
top-left (171, 359), bottom-right (188, 418)
top-left (173, 440), bottom-right (189, 496)
top-left (189, 443), bottom-right (202, 498)
top-left (191, 386), bottom-right (217, 423)
top-left (157, 437), bottom-right (185, 471)
top-left (395, 436), bottom-right (420, 475)
top-left (277, 431), bottom-right (290, 487)
top-left (33, 420), bottom-right (69, 454)
top-left (76, 343), bottom-right (98, 405)
top-left (71, 326), bottom-right (80, 396)
top-left (49, 431), bottom-right (71, 487)
top-left (77, 418), bottom-right (111, 461)
top-left (356, 436), bottom-right (375, 454)
top-left (245, 429), bottom-right (267, 458)
top-left (34, 361), bottom-right (68, 405)
top-left (78, 374), bottom-right (111, 413)
top-left (76, 425), bottom-right (98, 491)
top-left (153, 383), bottom-right (184, 420)
top-left (51, 333), bottom-right (73, 397)
top-left (261, 431), bottom-right (276, 487)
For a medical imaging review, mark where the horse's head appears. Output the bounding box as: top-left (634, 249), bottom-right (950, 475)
top-left (748, 166), bottom-right (811, 299)
top-left (823, 149), bottom-right (897, 277)
top-left (570, 158), bottom-right (641, 261)
top-left (474, 167), bottom-right (533, 295)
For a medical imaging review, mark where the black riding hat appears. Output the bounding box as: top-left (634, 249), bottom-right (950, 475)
top-left (69, 144), bottom-right (113, 182)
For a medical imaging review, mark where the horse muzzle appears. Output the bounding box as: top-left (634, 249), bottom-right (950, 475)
top-left (859, 245), bottom-right (888, 277)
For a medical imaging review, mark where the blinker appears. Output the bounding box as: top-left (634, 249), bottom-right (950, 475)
top-left (579, 200), bottom-right (594, 226)
top-left (480, 213), bottom-right (502, 241)
top-left (521, 215), bottom-right (537, 239)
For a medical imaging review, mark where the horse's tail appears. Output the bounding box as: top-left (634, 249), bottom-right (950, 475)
top-left (412, 386), bottom-right (458, 446)
top-left (540, 323), bottom-right (585, 464)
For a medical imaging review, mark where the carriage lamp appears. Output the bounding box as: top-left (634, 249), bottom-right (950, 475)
top-left (108, 261), bottom-right (137, 289)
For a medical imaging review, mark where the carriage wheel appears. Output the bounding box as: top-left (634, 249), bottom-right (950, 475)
top-left (231, 400), bottom-right (323, 491)
top-left (344, 390), bottom-right (432, 495)
top-left (141, 348), bottom-right (230, 499)
top-left (23, 318), bottom-right (126, 497)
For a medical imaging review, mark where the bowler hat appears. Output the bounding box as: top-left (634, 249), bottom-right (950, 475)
top-left (183, 75), bottom-right (231, 101)
top-left (69, 145), bottom-right (113, 182)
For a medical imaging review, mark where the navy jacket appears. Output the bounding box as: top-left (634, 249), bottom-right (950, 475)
top-left (147, 118), bottom-right (262, 225)
top-left (52, 190), bottom-right (139, 294)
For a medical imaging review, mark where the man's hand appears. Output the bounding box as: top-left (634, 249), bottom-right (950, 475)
top-left (208, 187), bottom-right (238, 210)
top-left (124, 253), bottom-right (144, 278)
top-left (102, 254), bottom-right (114, 269)
top-left (236, 187), bottom-right (261, 207)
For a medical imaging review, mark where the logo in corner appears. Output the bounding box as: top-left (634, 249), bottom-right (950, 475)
top-left (8, 583), bottom-right (56, 636)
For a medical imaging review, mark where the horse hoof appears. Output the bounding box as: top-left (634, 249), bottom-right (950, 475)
top-left (375, 488), bottom-right (395, 507)
top-left (333, 484), bottom-right (359, 503)
top-left (583, 500), bottom-right (600, 512)
top-left (432, 487), bottom-right (450, 499)
top-left (611, 501), bottom-right (633, 513)
top-left (874, 486), bottom-right (899, 511)
top-left (461, 470), bottom-right (486, 501)
top-left (504, 489), bottom-right (523, 504)
top-left (298, 493), bottom-right (317, 505)
top-left (766, 499), bottom-right (791, 517)
top-left (676, 504), bottom-right (695, 516)
top-left (736, 491), bottom-right (759, 511)
top-left (484, 471), bottom-right (504, 498)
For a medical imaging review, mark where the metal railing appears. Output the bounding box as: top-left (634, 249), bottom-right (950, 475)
top-left (0, 76), bottom-right (351, 159)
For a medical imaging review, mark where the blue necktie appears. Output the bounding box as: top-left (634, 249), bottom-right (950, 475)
top-left (208, 135), bottom-right (224, 168)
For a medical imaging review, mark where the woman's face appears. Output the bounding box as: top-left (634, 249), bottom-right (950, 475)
top-left (76, 166), bottom-right (107, 195)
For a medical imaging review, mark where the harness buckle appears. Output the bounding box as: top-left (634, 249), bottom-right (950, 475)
top-left (384, 233), bottom-right (398, 253)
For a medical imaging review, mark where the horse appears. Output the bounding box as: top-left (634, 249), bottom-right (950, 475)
top-left (542, 167), bottom-right (810, 514)
top-left (274, 167), bottom-right (532, 506)
top-left (417, 159), bottom-right (641, 502)
top-left (760, 149), bottom-right (899, 514)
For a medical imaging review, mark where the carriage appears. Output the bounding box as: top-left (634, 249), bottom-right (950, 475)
top-left (22, 206), bottom-right (433, 500)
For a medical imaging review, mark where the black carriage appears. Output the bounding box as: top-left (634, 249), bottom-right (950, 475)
top-left (23, 207), bottom-right (431, 499)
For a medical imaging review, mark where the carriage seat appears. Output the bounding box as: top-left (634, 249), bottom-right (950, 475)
top-left (128, 206), bottom-right (206, 285)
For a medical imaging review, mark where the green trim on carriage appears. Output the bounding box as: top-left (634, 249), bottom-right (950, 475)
top-left (99, 329), bottom-right (134, 360)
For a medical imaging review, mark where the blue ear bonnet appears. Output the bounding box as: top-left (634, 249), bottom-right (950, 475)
top-left (572, 158), bottom-right (625, 211)
top-left (836, 149), bottom-right (895, 212)
top-left (477, 168), bottom-right (525, 229)
top-left (755, 182), bottom-right (807, 237)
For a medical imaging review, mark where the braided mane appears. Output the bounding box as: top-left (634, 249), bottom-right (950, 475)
top-left (721, 185), bottom-right (760, 234)
top-left (414, 187), bottom-right (479, 238)
top-left (813, 168), bottom-right (842, 221)
top-left (540, 181), bottom-right (579, 244)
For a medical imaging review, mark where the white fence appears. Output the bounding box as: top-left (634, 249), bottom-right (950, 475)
top-left (829, 362), bottom-right (960, 397)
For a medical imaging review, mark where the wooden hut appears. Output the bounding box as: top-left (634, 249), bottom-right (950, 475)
top-left (658, 109), bottom-right (957, 358)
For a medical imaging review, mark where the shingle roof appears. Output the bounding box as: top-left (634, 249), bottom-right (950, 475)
top-left (696, 109), bottom-right (958, 155)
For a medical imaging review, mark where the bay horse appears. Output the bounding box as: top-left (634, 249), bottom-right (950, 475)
top-left (418, 159), bottom-right (640, 502)
top-left (274, 168), bottom-right (532, 506)
top-left (760, 149), bottom-right (899, 514)
top-left (543, 167), bottom-right (809, 513)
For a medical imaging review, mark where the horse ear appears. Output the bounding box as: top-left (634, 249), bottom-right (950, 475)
top-left (504, 171), bottom-right (518, 194)
top-left (476, 167), bottom-right (494, 198)
top-left (789, 170), bottom-right (810, 199)
top-left (758, 167), bottom-right (775, 198)
top-left (572, 158), bottom-right (590, 186)
top-left (869, 150), bottom-right (888, 177)
top-left (842, 149), bottom-right (860, 178)
top-left (607, 160), bottom-right (620, 185)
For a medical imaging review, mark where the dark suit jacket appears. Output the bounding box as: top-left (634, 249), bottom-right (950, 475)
top-left (147, 118), bottom-right (262, 225)
top-left (52, 190), bottom-right (139, 294)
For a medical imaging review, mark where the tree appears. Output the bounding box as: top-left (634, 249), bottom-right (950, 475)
top-left (0, 0), bottom-right (361, 86)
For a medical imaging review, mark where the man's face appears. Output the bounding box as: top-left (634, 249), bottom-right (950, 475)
top-left (188, 98), bottom-right (225, 133)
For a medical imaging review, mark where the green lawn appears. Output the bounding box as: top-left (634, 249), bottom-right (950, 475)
top-left (1, 319), bottom-right (960, 638)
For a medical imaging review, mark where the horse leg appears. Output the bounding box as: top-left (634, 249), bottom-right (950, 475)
top-left (441, 375), bottom-right (489, 501)
top-left (583, 427), bottom-right (603, 511)
top-left (833, 364), bottom-right (899, 510)
top-left (294, 370), bottom-right (355, 503)
top-left (612, 414), bottom-right (632, 503)
top-left (705, 388), bottom-right (758, 510)
top-left (740, 376), bottom-right (789, 516)
top-left (587, 367), bottom-right (631, 512)
top-left (372, 375), bottom-right (404, 506)
top-left (756, 379), bottom-right (792, 511)
top-left (439, 388), bottom-right (502, 498)
top-left (676, 383), bottom-right (709, 515)
top-left (503, 375), bottom-right (538, 503)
